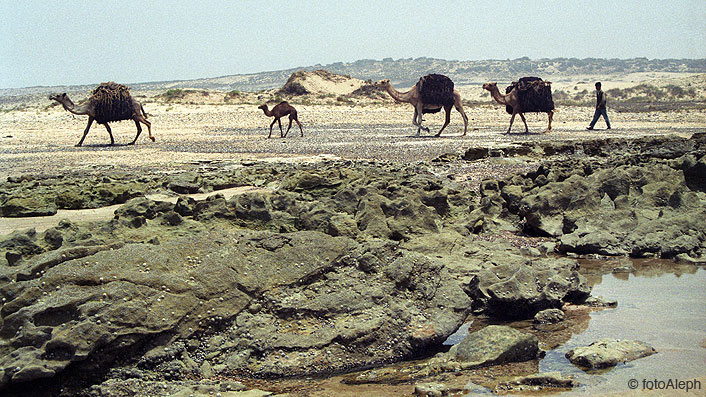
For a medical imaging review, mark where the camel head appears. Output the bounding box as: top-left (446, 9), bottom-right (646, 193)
top-left (49, 93), bottom-right (74, 107)
top-left (49, 93), bottom-right (68, 102)
top-left (482, 83), bottom-right (497, 92)
top-left (376, 79), bottom-right (391, 89)
top-left (258, 103), bottom-right (273, 116)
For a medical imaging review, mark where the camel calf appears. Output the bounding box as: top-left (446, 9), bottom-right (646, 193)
top-left (258, 102), bottom-right (303, 138)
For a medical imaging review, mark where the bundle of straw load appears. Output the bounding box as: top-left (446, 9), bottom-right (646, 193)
top-left (418, 74), bottom-right (455, 113)
top-left (90, 82), bottom-right (136, 123)
top-left (505, 77), bottom-right (554, 114)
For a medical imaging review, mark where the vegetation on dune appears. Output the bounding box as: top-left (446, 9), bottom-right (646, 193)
top-left (551, 82), bottom-right (704, 111)
top-left (223, 90), bottom-right (242, 102)
top-left (607, 83), bottom-right (697, 101)
top-left (160, 89), bottom-right (187, 101)
top-left (159, 89), bottom-right (209, 102)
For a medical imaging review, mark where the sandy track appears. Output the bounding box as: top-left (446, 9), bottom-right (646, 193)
top-left (1, 103), bottom-right (704, 180)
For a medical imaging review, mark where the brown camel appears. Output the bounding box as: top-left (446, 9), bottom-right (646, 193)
top-left (258, 101), bottom-right (303, 138)
top-left (483, 82), bottom-right (554, 134)
top-left (377, 77), bottom-right (468, 137)
top-left (49, 83), bottom-right (154, 146)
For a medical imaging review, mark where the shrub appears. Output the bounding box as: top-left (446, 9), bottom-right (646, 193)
top-left (161, 89), bottom-right (186, 101)
top-left (224, 90), bottom-right (242, 102)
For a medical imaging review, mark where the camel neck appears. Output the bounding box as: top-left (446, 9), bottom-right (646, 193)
top-left (260, 107), bottom-right (272, 117)
top-left (489, 87), bottom-right (508, 105)
top-left (385, 84), bottom-right (412, 103)
top-left (60, 98), bottom-right (89, 116)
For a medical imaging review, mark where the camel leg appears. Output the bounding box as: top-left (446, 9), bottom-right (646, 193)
top-left (545, 111), bottom-right (554, 133)
top-left (453, 92), bottom-right (469, 136)
top-left (77, 117), bottom-right (95, 147)
top-left (103, 123), bottom-right (115, 145)
top-left (435, 105), bottom-right (452, 137)
top-left (277, 119), bottom-right (284, 138)
top-left (267, 119), bottom-right (277, 138)
top-left (415, 104), bottom-right (429, 136)
top-left (519, 113), bottom-right (529, 134)
top-left (412, 108), bottom-right (422, 136)
top-left (420, 117), bottom-right (430, 133)
top-left (284, 118), bottom-right (293, 138)
top-left (506, 113), bottom-right (516, 134)
top-left (288, 111), bottom-right (301, 137)
top-left (296, 120), bottom-right (303, 137)
top-left (129, 120), bottom-right (143, 145)
top-left (456, 104), bottom-right (469, 136)
top-left (141, 117), bottom-right (155, 142)
top-left (137, 105), bottom-right (155, 142)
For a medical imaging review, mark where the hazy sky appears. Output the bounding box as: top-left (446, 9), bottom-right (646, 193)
top-left (1, 1), bottom-right (704, 88)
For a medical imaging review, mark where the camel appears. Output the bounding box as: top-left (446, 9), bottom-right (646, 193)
top-left (49, 84), bottom-right (154, 146)
top-left (483, 81), bottom-right (554, 134)
top-left (377, 76), bottom-right (468, 137)
top-left (258, 101), bottom-right (303, 138)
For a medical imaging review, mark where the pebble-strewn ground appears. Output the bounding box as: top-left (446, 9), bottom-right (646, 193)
top-left (1, 102), bottom-right (704, 180)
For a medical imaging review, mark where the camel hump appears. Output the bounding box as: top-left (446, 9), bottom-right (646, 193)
top-left (91, 82), bottom-right (137, 123)
top-left (505, 76), bottom-right (554, 114)
top-left (418, 74), bottom-right (455, 106)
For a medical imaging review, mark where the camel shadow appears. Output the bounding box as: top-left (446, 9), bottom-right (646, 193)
top-left (405, 134), bottom-right (461, 139)
top-left (76, 143), bottom-right (134, 148)
top-left (503, 131), bottom-right (544, 136)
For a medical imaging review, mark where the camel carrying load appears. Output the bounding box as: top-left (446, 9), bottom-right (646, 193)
top-left (504, 77), bottom-right (554, 115)
top-left (417, 74), bottom-right (456, 113)
top-left (483, 77), bottom-right (554, 134)
top-left (50, 82), bottom-right (154, 146)
top-left (377, 75), bottom-right (468, 137)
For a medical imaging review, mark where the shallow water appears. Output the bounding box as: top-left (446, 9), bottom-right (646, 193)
top-left (540, 263), bottom-right (706, 395)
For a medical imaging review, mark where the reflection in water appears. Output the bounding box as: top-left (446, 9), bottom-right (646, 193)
top-left (540, 260), bottom-right (706, 395)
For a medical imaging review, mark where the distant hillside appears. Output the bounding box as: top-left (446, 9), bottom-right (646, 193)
top-left (2, 57), bottom-right (705, 102)
top-left (137, 57), bottom-right (705, 92)
top-left (315, 57), bottom-right (706, 87)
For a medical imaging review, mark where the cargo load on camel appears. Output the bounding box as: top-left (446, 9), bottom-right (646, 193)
top-left (418, 74), bottom-right (455, 114)
top-left (91, 82), bottom-right (137, 124)
top-left (505, 77), bottom-right (554, 115)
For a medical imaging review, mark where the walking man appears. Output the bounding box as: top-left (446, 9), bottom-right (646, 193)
top-left (587, 82), bottom-right (611, 130)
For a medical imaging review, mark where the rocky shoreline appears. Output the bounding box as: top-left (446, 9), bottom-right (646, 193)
top-left (0, 133), bottom-right (705, 395)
